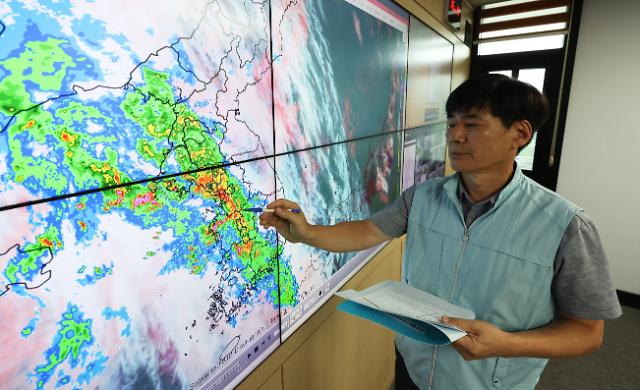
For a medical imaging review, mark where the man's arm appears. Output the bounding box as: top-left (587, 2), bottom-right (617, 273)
top-left (303, 220), bottom-right (393, 252)
top-left (258, 198), bottom-right (392, 252)
top-left (503, 314), bottom-right (604, 357)
top-left (441, 313), bottom-right (604, 360)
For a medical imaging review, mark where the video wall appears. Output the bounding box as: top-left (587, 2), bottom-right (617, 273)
top-left (0, 1), bottom-right (452, 389)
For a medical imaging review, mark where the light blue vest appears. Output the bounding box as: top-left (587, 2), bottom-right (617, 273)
top-left (397, 168), bottom-right (580, 390)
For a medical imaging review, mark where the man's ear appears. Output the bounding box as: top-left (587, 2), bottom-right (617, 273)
top-left (512, 120), bottom-right (533, 150)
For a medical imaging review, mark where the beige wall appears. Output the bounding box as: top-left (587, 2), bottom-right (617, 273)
top-left (236, 2), bottom-right (473, 388)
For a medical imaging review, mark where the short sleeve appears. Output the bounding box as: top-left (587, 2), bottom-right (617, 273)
top-left (552, 210), bottom-right (622, 319)
top-left (369, 185), bottom-right (416, 238)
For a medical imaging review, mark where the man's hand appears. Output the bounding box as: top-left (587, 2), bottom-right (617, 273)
top-left (258, 198), bottom-right (391, 252)
top-left (441, 316), bottom-right (511, 361)
top-left (442, 314), bottom-right (605, 360)
top-left (259, 199), bottom-right (311, 243)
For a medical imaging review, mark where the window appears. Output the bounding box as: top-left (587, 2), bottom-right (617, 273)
top-left (476, 0), bottom-right (571, 56)
top-left (478, 35), bottom-right (565, 55)
top-left (489, 70), bottom-right (513, 77)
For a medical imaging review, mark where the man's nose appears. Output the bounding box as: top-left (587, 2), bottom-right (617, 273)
top-left (447, 123), bottom-right (466, 143)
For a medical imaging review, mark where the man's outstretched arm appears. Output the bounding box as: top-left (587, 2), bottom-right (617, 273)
top-left (259, 198), bottom-right (392, 252)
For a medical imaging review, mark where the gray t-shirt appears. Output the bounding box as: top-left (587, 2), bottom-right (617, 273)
top-left (371, 182), bottom-right (622, 320)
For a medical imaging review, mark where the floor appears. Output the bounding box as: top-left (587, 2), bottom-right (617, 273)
top-left (537, 305), bottom-right (640, 390)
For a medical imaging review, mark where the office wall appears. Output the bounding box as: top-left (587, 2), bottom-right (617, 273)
top-left (556, 0), bottom-right (640, 295)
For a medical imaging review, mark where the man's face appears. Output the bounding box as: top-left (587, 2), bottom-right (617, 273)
top-left (446, 107), bottom-right (530, 174)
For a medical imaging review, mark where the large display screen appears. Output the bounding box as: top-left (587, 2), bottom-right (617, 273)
top-left (277, 132), bottom-right (402, 338)
top-left (273, 0), bottom-right (408, 152)
top-left (405, 15), bottom-right (454, 128)
top-left (0, 0), bottom-right (275, 208)
top-left (0, 0), bottom-right (452, 388)
top-left (402, 123), bottom-right (447, 190)
top-left (0, 161), bottom-right (280, 389)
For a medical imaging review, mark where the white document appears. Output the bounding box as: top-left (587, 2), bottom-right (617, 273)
top-left (336, 280), bottom-right (475, 342)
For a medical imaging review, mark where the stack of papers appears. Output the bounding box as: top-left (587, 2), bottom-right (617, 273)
top-left (336, 280), bottom-right (475, 345)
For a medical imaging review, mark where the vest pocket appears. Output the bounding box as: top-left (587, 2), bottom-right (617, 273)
top-left (404, 223), bottom-right (447, 293)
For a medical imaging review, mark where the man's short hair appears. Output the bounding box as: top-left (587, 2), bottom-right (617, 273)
top-left (446, 74), bottom-right (550, 134)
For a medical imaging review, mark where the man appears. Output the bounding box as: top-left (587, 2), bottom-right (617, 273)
top-left (259, 74), bottom-right (621, 389)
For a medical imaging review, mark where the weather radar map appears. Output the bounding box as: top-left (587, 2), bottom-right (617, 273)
top-left (1, 1), bottom-right (284, 389)
top-left (0, 0), bottom-right (413, 388)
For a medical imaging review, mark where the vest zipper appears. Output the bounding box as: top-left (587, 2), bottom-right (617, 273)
top-left (448, 212), bottom-right (470, 302)
top-left (430, 213), bottom-right (471, 390)
top-left (449, 201), bottom-right (497, 301)
top-left (432, 195), bottom-right (496, 389)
